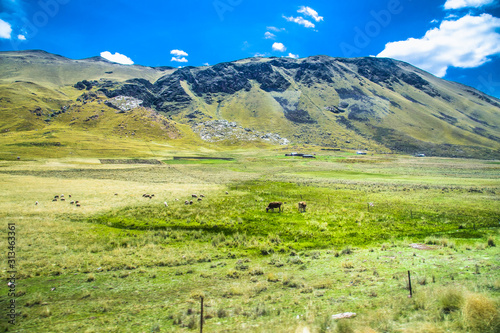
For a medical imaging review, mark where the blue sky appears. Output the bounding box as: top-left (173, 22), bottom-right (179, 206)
top-left (1, 0), bottom-right (500, 98)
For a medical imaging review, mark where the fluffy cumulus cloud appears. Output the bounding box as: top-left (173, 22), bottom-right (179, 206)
top-left (170, 49), bottom-right (189, 62)
top-left (170, 49), bottom-right (188, 57)
top-left (0, 19), bottom-right (12, 39)
top-left (298, 6), bottom-right (323, 22)
top-left (100, 51), bottom-right (134, 65)
top-left (171, 56), bottom-right (188, 63)
top-left (283, 15), bottom-right (315, 28)
top-left (17, 34), bottom-right (26, 40)
top-left (444, 0), bottom-right (496, 9)
top-left (377, 14), bottom-right (500, 77)
top-left (287, 53), bottom-right (299, 59)
top-left (272, 42), bottom-right (287, 52)
top-left (264, 31), bottom-right (276, 39)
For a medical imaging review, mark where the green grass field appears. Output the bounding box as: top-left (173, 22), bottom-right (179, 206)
top-left (0, 151), bottom-right (499, 332)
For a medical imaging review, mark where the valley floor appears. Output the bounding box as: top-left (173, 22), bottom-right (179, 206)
top-left (0, 151), bottom-right (499, 332)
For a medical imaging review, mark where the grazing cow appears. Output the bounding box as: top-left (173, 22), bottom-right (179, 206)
top-left (185, 200), bottom-right (189, 205)
top-left (266, 201), bottom-right (283, 213)
top-left (35, 201), bottom-right (39, 205)
top-left (189, 200), bottom-right (194, 205)
top-left (225, 191), bottom-right (229, 195)
top-left (298, 201), bottom-right (307, 212)
top-left (192, 194), bottom-right (198, 198)
top-left (197, 198), bottom-right (202, 201)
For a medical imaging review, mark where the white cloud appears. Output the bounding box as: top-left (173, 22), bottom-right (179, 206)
top-left (377, 14), bottom-right (500, 77)
top-left (203, 63), bottom-right (210, 66)
top-left (100, 51), bottom-right (134, 65)
top-left (444, 0), bottom-right (495, 9)
top-left (267, 26), bottom-right (285, 32)
top-left (254, 52), bottom-right (269, 57)
top-left (265, 31), bottom-right (276, 39)
top-left (17, 34), bottom-right (26, 40)
top-left (0, 19), bottom-right (12, 39)
top-left (170, 49), bottom-right (188, 57)
top-left (298, 6), bottom-right (323, 22)
top-left (171, 56), bottom-right (188, 63)
top-left (283, 15), bottom-right (315, 28)
top-left (287, 53), bottom-right (299, 59)
top-left (272, 42), bottom-right (287, 52)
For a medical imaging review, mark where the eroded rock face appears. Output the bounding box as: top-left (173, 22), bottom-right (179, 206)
top-left (96, 60), bottom-right (295, 115)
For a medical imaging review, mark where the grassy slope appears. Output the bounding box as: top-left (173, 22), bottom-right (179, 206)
top-left (0, 152), bottom-right (498, 332)
top-left (0, 50), bottom-right (170, 87)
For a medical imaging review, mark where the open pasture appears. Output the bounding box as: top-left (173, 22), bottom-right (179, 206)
top-left (0, 151), bottom-right (499, 332)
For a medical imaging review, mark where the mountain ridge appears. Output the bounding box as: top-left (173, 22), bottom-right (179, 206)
top-left (1, 50), bottom-right (499, 159)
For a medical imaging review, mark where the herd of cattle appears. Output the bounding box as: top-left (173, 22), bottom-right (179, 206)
top-left (43, 191), bottom-right (307, 212)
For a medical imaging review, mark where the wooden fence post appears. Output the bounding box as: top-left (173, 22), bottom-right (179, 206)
top-left (408, 271), bottom-right (413, 298)
top-left (200, 296), bottom-right (204, 333)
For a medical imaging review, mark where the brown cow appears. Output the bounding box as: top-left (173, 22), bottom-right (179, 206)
top-left (266, 201), bottom-right (283, 213)
top-left (298, 201), bottom-right (307, 212)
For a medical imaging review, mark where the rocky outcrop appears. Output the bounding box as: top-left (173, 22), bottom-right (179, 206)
top-left (193, 120), bottom-right (290, 145)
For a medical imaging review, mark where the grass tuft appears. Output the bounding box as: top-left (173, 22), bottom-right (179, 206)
top-left (462, 293), bottom-right (500, 332)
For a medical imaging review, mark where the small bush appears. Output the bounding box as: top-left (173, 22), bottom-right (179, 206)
top-left (487, 236), bottom-right (496, 247)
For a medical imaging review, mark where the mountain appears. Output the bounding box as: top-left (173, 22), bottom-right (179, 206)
top-left (1, 50), bottom-right (500, 158)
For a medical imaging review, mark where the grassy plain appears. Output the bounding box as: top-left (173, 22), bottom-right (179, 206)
top-left (0, 151), bottom-right (499, 332)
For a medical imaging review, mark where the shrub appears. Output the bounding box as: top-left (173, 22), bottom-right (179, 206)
top-left (487, 236), bottom-right (496, 247)
top-left (462, 293), bottom-right (499, 332)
